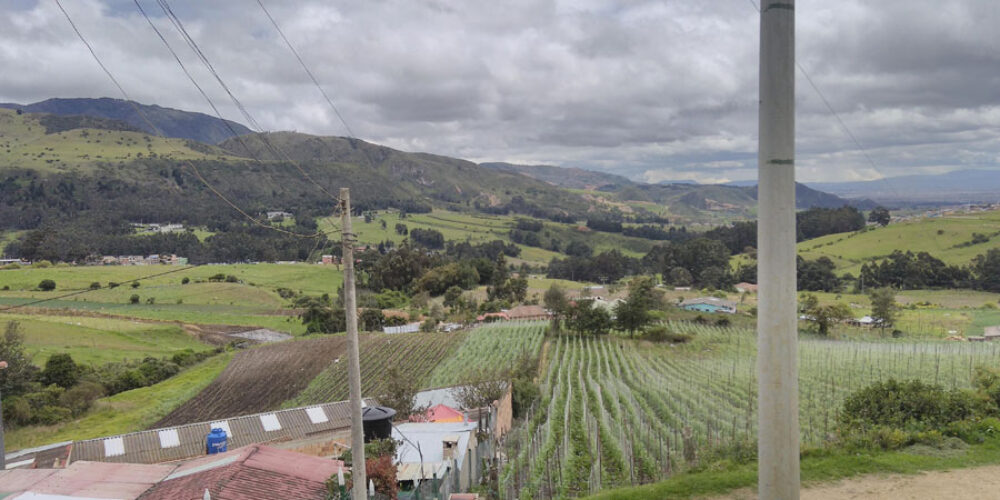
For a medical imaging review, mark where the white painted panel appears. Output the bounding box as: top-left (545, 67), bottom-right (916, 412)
top-left (306, 407), bottom-right (328, 424)
top-left (209, 420), bottom-right (232, 438)
top-left (260, 413), bottom-right (281, 432)
top-left (103, 437), bottom-right (125, 457)
top-left (158, 429), bottom-right (180, 448)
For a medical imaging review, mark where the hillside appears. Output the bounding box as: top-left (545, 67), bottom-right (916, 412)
top-left (481, 161), bottom-right (633, 190)
top-left (796, 207), bottom-right (1000, 275)
top-left (809, 169), bottom-right (1000, 204)
top-left (0, 97), bottom-right (252, 144)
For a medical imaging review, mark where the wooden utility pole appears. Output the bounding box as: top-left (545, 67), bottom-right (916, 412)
top-left (341, 188), bottom-right (367, 500)
top-left (757, 0), bottom-right (799, 498)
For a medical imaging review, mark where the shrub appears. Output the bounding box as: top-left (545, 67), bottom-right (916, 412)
top-left (842, 379), bottom-right (976, 428)
top-left (642, 326), bottom-right (693, 344)
top-left (89, 282), bottom-right (101, 290)
top-left (131, 281), bottom-right (140, 289)
top-left (146, 297), bottom-right (156, 305)
top-left (37, 279), bottom-right (56, 291)
top-left (108, 282), bottom-right (120, 288)
top-left (34, 405), bottom-right (72, 425)
top-left (181, 277), bottom-right (190, 285)
top-left (41, 353), bottom-right (79, 389)
top-left (60, 381), bottom-right (105, 416)
top-left (225, 274), bottom-right (239, 283)
top-left (129, 294), bottom-right (140, 304)
top-left (32, 260), bottom-right (52, 268)
top-left (4, 395), bottom-right (32, 427)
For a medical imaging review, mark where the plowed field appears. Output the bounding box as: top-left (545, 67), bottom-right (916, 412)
top-left (286, 331), bottom-right (466, 407)
top-left (154, 335), bottom-right (349, 426)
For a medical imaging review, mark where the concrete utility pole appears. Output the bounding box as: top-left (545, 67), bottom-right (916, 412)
top-left (340, 188), bottom-right (367, 500)
top-left (757, 0), bottom-right (800, 499)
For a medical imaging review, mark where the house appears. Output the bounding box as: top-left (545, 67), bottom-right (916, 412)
top-left (266, 211), bottom-right (293, 220)
top-left (321, 254), bottom-right (336, 265)
top-left (0, 460), bottom-right (174, 499)
top-left (505, 305), bottom-right (549, 321)
top-left (393, 421), bottom-right (481, 495)
top-left (735, 282), bottom-right (758, 293)
top-left (476, 312), bottom-right (510, 323)
top-left (412, 404), bottom-right (467, 424)
top-left (680, 297), bottom-right (737, 314)
top-left (985, 326), bottom-right (1000, 341)
top-left (137, 445), bottom-right (345, 500)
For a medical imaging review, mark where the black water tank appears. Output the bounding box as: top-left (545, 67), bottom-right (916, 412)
top-left (362, 406), bottom-right (397, 442)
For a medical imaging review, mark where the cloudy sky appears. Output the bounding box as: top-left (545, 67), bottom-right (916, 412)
top-left (2, 0), bottom-right (999, 183)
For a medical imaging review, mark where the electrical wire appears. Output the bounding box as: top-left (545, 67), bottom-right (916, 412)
top-left (151, 0), bottom-right (344, 205)
top-left (747, 0), bottom-right (902, 201)
top-left (0, 265), bottom-right (194, 313)
top-left (52, 0), bottom-right (335, 239)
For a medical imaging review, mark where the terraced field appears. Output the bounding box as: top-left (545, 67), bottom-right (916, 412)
top-left (155, 336), bottom-right (351, 426)
top-left (286, 331), bottom-right (466, 407)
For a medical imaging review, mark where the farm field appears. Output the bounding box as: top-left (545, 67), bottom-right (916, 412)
top-left (426, 321), bottom-right (547, 388)
top-left (0, 313), bottom-right (211, 365)
top-left (287, 330), bottom-right (466, 407)
top-left (155, 335), bottom-right (350, 426)
top-left (5, 352), bottom-right (233, 450)
top-left (500, 323), bottom-right (1000, 499)
top-left (796, 208), bottom-right (1000, 275)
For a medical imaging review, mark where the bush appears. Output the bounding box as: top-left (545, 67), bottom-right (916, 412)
top-left (642, 326), bottom-right (693, 344)
top-left (225, 274), bottom-right (239, 283)
top-left (131, 281), bottom-right (140, 289)
top-left (37, 279), bottom-right (56, 291)
top-left (129, 294), bottom-right (140, 304)
top-left (108, 282), bottom-right (120, 288)
top-left (34, 405), bottom-right (72, 425)
top-left (181, 277), bottom-right (190, 285)
top-left (41, 353), bottom-right (79, 389)
top-left (89, 282), bottom-right (101, 290)
top-left (4, 395), bottom-right (32, 427)
top-left (60, 381), bottom-right (105, 416)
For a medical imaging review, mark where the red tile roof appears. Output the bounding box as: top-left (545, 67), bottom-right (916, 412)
top-left (0, 461), bottom-right (174, 499)
top-left (138, 445), bottom-right (345, 500)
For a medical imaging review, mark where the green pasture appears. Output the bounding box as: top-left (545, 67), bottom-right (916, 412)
top-left (5, 352), bottom-right (233, 450)
top-left (0, 313), bottom-right (211, 365)
top-left (797, 210), bottom-right (1000, 275)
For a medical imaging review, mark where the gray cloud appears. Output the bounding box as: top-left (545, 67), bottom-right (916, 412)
top-left (1, 0), bottom-right (998, 184)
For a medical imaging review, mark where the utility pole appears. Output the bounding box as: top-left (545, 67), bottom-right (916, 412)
top-left (341, 188), bottom-right (367, 500)
top-left (757, 0), bottom-right (799, 499)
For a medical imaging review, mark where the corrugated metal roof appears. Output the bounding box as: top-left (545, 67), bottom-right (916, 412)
top-left (0, 461), bottom-right (173, 500)
top-left (70, 399), bottom-right (373, 465)
top-left (396, 463), bottom-right (449, 482)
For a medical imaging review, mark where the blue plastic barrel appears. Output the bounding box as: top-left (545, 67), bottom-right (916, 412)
top-left (206, 428), bottom-right (228, 454)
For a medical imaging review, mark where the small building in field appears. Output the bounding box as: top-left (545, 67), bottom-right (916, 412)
top-left (505, 305), bottom-right (549, 321)
top-left (735, 282), bottom-right (758, 294)
top-left (985, 326), bottom-right (1000, 341)
top-left (680, 297), bottom-right (737, 314)
top-left (266, 211), bottom-right (293, 221)
top-left (476, 312), bottom-right (510, 323)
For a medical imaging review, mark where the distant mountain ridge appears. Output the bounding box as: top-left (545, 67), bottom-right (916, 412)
top-left (482, 161), bottom-right (874, 212)
top-left (0, 97), bottom-right (252, 144)
top-left (807, 169), bottom-right (1000, 203)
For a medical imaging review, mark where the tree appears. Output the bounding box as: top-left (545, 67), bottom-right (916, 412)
top-left (667, 267), bottom-right (693, 286)
top-left (378, 366), bottom-right (426, 419)
top-left (801, 294), bottom-right (852, 336)
top-left (869, 287), bottom-right (899, 336)
top-left (972, 248), bottom-right (1000, 292)
top-left (567, 301), bottom-right (612, 336)
top-left (37, 279), bottom-right (56, 291)
top-left (451, 373), bottom-right (508, 410)
top-left (614, 276), bottom-right (658, 338)
top-left (360, 308), bottom-right (385, 332)
top-left (42, 353), bottom-right (79, 389)
top-left (0, 322), bottom-right (37, 397)
top-left (543, 285), bottom-right (568, 333)
top-left (868, 206), bottom-right (891, 227)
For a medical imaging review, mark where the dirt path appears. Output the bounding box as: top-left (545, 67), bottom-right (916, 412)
top-left (715, 465), bottom-right (1000, 499)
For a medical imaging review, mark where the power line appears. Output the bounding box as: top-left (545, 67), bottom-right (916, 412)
top-left (0, 266), bottom-right (194, 313)
top-left (52, 0), bottom-right (333, 239)
top-left (255, 0), bottom-right (356, 139)
top-left (745, 0), bottom-right (902, 201)
top-left (151, 0), bottom-right (344, 205)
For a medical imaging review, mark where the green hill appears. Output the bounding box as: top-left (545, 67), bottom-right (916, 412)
top-left (797, 209), bottom-right (1000, 275)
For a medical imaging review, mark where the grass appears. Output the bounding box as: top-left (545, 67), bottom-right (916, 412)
top-left (584, 438), bottom-right (1000, 500)
top-left (0, 108), bottom-right (232, 173)
top-left (0, 313), bottom-right (211, 365)
top-left (5, 352), bottom-right (233, 450)
top-left (796, 209), bottom-right (1000, 275)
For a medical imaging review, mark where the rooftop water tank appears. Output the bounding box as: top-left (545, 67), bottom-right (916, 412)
top-left (206, 428), bottom-right (228, 454)
top-left (362, 406), bottom-right (397, 442)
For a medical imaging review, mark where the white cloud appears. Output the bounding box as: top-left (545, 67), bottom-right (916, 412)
top-left (1, 0), bottom-right (998, 183)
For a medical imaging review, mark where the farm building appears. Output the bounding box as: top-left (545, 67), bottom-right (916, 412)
top-left (412, 404), bottom-right (467, 423)
top-left (735, 282), bottom-right (758, 293)
top-left (0, 460), bottom-right (173, 499)
top-left (505, 305), bottom-right (550, 321)
top-left (985, 326), bottom-right (1000, 341)
top-left (679, 297), bottom-right (737, 314)
top-left (393, 421), bottom-right (484, 496)
top-left (476, 312), bottom-right (510, 323)
top-left (384, 322), bottom-right (422, 334)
